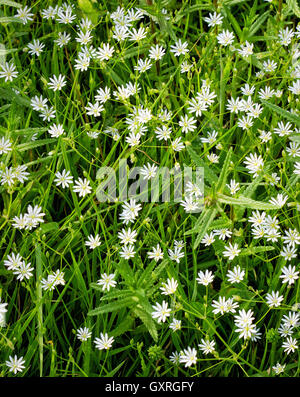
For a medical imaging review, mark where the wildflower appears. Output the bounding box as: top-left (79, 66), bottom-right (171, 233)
top-left (196, 270), bottom-right (214, 287)
top-left (0, 137), bottom-right (12, 154)
top-left (140, 163), bottom-right (157, 179)
top-left (96, 43), bottom-right (115, 61)
top-left (280, 245), bottom-right (297, 261)
top-left (119, 244), bottom-right (135, 259)
top-left (201, 232), bottom-right (215, 246)
top-left (148, 44), bottom-right (165, 60)
top-left (27, 39), bottom-right (45, 56)
top-left (117, 228), bottom-right (137, 245)
top-left (48, 74), bottom-right (66, 91)
top-left (265, 291), bottom-right (284, 308)
top-left (97, 273), bottom-right (117, 292)
top-left (198, 338), bottom-right (216, 355)
top-left (282, 337), bottom-right (298, 354)
top-left (0, 62), bottom-right (18, 82)
top-left (217, 30), bottom-right (235, 46)
top-left (243, 153), bottom-right (264, 177)
top-left (226, 179), bottom-right (240, 195)
top-left (6, 355), bottom-right (26, 374)
top-left (169, 351), bottom-right (181, 365)
top-left (280, 265), bottom-right (299, 285)
top-left (13, 262), bottom-right (34, 281)
top-left (179, 347), bottom-right (197, 367)
top-left (168, 246), bottom-right (185, 263)
top-left (15, 5), bottom-right (34, 24)
top-left (170, 39), bottom-right (189, 56)
top-left (169, 319), bottom-right (181, 332)
top-left (48, 124), bottom-right (64, 138)
top-left (272, 363), bottom-right (286, 375)
top-left (204, 12), bottom-right (223, 27)
top-left (119, 199), bottom-right (142, 224)
top-left (237, 41), bottom-right (254, 57)
top-left (214, 229), bottom-right (232, 240)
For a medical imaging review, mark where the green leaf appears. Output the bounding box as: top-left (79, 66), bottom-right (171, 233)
top-left (261, 100), bottom-right (300, 127)
top-left (87, 298), bottom-right (135, 316)
top-left (218, 193), bottom-right (282, 210)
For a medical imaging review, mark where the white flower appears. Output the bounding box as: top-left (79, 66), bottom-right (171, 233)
top-left (48, 74), bottom-right (67, 91)
top-left (94, 333), bottom-right (114, 350)
top-left (223, 242), bottom-right (241, 260)
top-left (76, 327), bottom-right (92, 342)
top-left (85, 234), bottom-right (101, 249)
top-left (196, 270), bottom-right (214, 286)
top-left (204, 12), bottom-right (223, 27)
top-left (226, 266), bottom-right (245, 284)
top-left (149, 44), bottom-right (165, 60)
top-left (179, 347), bottom-right (197, 367)
top-left (85, 102), bottom-right (104, 117)
top-left (272, 363), bottom-right (286, 375)
top-left (27, 39), bottom-right (45, 56)
top-left (198, 338), bottom-right (216, 355)
top-left (243, 153), bottom-right (264, 177)
top-left (217, 30), bottom-right (235, 46)
top-left (73, 178), bottom-right (92, 197)
top-left (0, 137), bottom-right (12, 154)
top-left (54, 169), bottom-right (73, 188)
top-left (170, 39), bottom-right (189, 56)
top-left (147, 244), bottom-right (164, 262)
top-left (15, 5), bottom-right (33, 24)
top-left (151, 300), bottom-right (171, 323)
top-left (168, 246), bottom-right (185, 263)
top-left (169, 318), bottom-right (181, 332)
top-left (119, 244), bottom-right (136, 259)
top-left (48, 124), bottom-right (64, 138)
top-left (265, 291), bottom-right (284, 307)
top-left (119, 199), bottom-right (142, 224)
top-left (0, 62), bottom-right (18, 82)
top-left (96, 43), bottom-right (115, 61)
top-left (97, 273), bottom-right (117, 292)
top-left (282, 337), bottom-right (298, 354)
top-left (140, 163), bottom-right (157, 180)
top-left (117, 228), bottom-right (137, 245)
